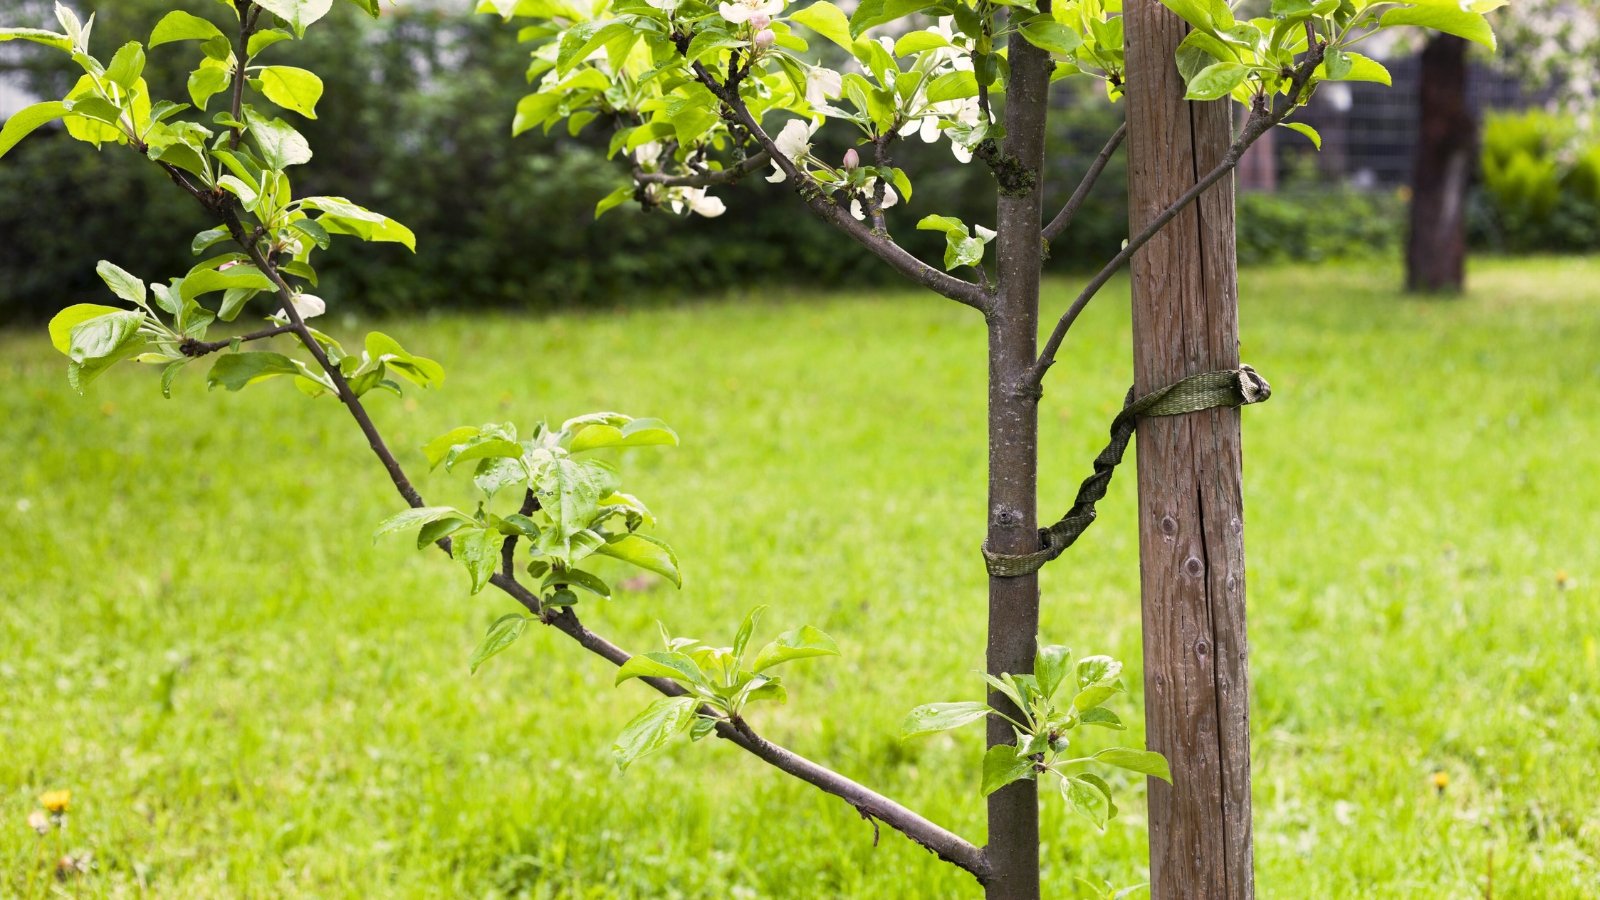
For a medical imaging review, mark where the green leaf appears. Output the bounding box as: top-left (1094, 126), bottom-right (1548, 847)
top-left (105, 42), bottom-right (147, 90)
top-left (67, 311), bottom-right (145, 364)
top-left (1035, 644), bottom-right (1071, 699)
top-left (1184, 61), bottom-right (1248, 101)
top-left (247, 28), bottom-right (294, 57)
top-left (0, 101), bottom-right (71, 160)
top-left (925, 70), bottom-right (979, 103)
top-left (593, 533), bottom-right (681, 587)
top-left (614, 650), bottom-right (707, 687)
top-left (373, 505), bottom-right (469, 540)
top-left (188, 64), bottom-right (231, 111)
top-left (246, 110), bottom-right (312, 169)
top-left (454, 526), bottom-right (501, 594)
top-left (0, 28), bottom-right (72, 51)
top-left (150, 11), bottom-right (224, 46)
top-left (849, 0), bottom-right (944, 37)
top-left (1077, 655), bottom-right (1122, 686)
top-left (902, 701), bottom-right (991, 738)
top-left (1064, 775), bottom-right (1112, 829)
top-left (893, 31), bottom-right (949, 56)
top-left (255, 0), bottom-right (335, 37)
top-left (180, 266), bottom-right (274, 303)
top-left (423, 426), bottom-right (482, 469)
top-left (206, 351), bottom-right (299, 390)
top-left (733, 605), bottom-right (766, 665)
top-left (258, 66), bottom-right (323, 118)
top-left (365, 331), bottom-right (444, 388)
top-left (1019, 18), bottom-right (1081, 54)
top-left (1094, 747), bottom-right (1173, 782)
top-left (1379, 2), bottom-right (1496, 50)
top-left (568, 417), bottom-right (679, 452)
top-left (981, 743), bottom-right (1037, 796)
top-left (612, 696), bottom-right (698, 770)
top-left (1079, 707), bottom-right (1125, 729)
top-left (299, 196), bottom-right (416, 251)
top-left (48, 304), bottom-right (125, 355)
top-left (469, 613), bottom-right (530, 674)
top-left (751, 625), bottom-right (839, 672)
top-left (791, 1), bottom-right (853, 51)
top-left (1279, 121), bottom-right (1321, 149)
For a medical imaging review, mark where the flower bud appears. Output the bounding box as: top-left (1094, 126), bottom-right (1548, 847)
top-left (842, 148), bottom-right (860, 169)
top-left (748, 13), bottom-right (771, 29)
top-left (753, 28), bottom-right (775, 49)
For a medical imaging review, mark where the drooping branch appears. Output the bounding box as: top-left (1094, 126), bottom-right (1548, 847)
top-left (634, 149), bottom-right (771, 187)
top-left (690, 64), bottom-right (992, 312)
top-left (179, 324), bottom-right (296, 357)
top-left (1030, 39), bottom-right (1327, 388)
top-left (214, 217), bottom-right (990, 882)
top-left (1041, 121), bottom-right (1126, 243)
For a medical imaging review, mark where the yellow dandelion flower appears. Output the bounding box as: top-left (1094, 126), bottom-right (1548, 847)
top-left (1431, 771), bottom-right (1450, 791)
top-left (39, 790), bottom-right (71, 814)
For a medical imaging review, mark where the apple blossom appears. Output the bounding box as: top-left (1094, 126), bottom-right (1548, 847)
top-left (766, 118), bottom-right (820, 182)
top-left (842, 148), bottom-right (860, 169)
top-left (753, 28), bottom-right (776, 49)
top-left (719, 0), bottom-right (783, 26)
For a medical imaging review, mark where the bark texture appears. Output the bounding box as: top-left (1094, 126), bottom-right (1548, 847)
top-left (983, 17), bottom-right (1056, 900)
top-left (1406, 34), bottom-right (1475, 294)
top-left (1125, 0), bottom-right (1255, 896)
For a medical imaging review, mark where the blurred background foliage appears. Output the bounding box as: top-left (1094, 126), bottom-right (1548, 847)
top-left (0, 0), bottom-right (1594, 319)
top-left (1474, 108), bottom-right (1600, 253)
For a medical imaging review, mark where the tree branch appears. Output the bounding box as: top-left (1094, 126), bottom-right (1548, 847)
top-left (634, 150), bottom-right (771, 187)
top-left (179, 324), bottom-right (296, 357)
top-left (1041, 121), bottom-right (1126, 244)
top-left (1031, 40), bottom-right (1326, 388)
top-left (226, 226), bottom-right (990, 882)
top-left (691, 63), bottom-right (992, 312)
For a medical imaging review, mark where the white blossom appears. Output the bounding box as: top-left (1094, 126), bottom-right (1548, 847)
top-left (767, 118), bottom-right (820, 182)
top-left (275, 293), bottom-right (326, 320)
top-left (719, 0), bottom-right (783, 25)
top-left (849, 181), bottom-right (898, 221)
top-left (669, 187), bottom-right (727, 218)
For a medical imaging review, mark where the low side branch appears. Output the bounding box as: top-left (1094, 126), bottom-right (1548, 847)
top-left (691, 64), bottom-right (992, 312)
top-left (1041, 121), bottom-right (1126, 244)
top-left (230, 229), bottom-right (989, 882)
top-left (1031, 41), bottom-right (1326, 388)
top-left (634, 150), bottom-right (771, 187)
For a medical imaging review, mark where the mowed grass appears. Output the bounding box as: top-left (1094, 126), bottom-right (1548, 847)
top-left (2, 256), bottom-right (1598, 898)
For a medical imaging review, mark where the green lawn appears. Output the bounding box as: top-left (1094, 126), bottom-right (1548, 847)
top-left (3, 257), bottom-right (1598, 898)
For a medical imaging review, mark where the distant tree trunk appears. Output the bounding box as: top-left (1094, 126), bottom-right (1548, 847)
top-left (1405, 34), bottom-right (1475, 294)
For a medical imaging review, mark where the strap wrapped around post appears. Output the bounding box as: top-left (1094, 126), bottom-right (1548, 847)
top-left (982, 365), bottom-right (1272, 578)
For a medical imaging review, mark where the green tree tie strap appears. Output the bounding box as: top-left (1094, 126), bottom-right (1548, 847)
top-left (983, 365), bottom-right (1272, 577)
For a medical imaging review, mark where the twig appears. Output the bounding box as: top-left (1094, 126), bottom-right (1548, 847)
top-left (634, 150), bottom-right (771, 187)
top-left (1030, 39), bottom-right (1326, 388)
top-left (1041, 121), bottom-right (1126, 243)
top-left (691, 62), bottom-right (992, 312)
top-left (179, 324), bottom-right (296, 356)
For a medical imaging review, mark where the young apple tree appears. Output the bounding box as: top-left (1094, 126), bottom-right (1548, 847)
top-left (2, 0), bottom-right (1497, 895)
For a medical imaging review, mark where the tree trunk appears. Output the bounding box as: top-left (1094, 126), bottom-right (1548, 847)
top-left (1125, 1), bottom-right (1255, 898)
top-left (983, 14), bottom-right (1056, 900)
top-left (1405, 34), bottom-right (1475, 294)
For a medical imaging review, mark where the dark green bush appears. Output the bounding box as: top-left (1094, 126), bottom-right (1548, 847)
top-left (1473, 109), bottom-right (1600, 253)
top-left (1235, 188), bottom-right (1404, 265)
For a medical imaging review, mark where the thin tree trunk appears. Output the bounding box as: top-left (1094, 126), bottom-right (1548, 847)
top-left (983, 11), bottom-right (1056, 900)
top-left (1406, 34), bottom-right (1475, 294)
top-left (1125, 0), bottom-right (1255, 897)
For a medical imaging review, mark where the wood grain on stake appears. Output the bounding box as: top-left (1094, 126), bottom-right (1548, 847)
top-left (1125, 0), bottom-right (1255, 896)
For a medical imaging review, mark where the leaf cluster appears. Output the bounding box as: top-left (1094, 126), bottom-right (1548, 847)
top-left (902, 642), bottom-right (1171, 829)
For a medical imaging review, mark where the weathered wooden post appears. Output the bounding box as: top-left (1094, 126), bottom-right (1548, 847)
top-left (1125, 0), bottom-right (1256, 896)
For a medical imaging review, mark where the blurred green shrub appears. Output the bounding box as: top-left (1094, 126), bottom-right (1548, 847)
top-left (1475, 109), bottom-right (1600, 253)
top-left (1236, 188), bottom-right (1404, 265)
